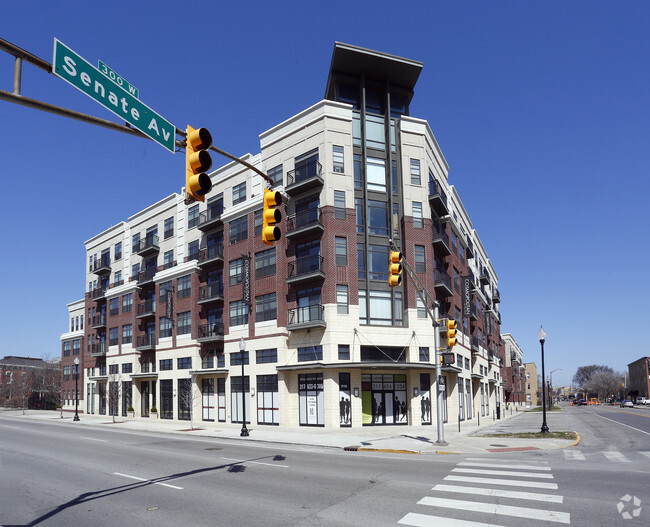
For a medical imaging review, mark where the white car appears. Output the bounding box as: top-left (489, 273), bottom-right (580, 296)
top-left (636, 397), bottom-right (649, 405)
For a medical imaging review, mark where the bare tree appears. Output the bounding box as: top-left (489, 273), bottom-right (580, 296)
top-left (178, 377), bottom-right (201, 429)
top-left (587, 370), bottom-right (625, 402)
top-left (573, 365), bottom-right (614, 387)
top-left (42, 360), bottom-right (64, 418)
top-left (107, 370), bottom-right (123, 423)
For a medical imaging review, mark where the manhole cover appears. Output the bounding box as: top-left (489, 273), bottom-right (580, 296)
top-left (205, 447), bottom-right (222, 451)
top-left (489, 444), bottom-right (508, 447)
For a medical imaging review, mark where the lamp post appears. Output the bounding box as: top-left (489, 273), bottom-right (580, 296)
top-left (538, 326), bottom-right (549, 433)
top-left (239, 337), bottom-right (249, 437)
top-left (549, 368), bottom-right (562, 407)
top-left (73, 357), bottom-right (80, 422)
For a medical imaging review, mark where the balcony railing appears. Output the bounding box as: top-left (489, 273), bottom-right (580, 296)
top-left (285, 207), bottom-right (324, 239)
top-left (90, 342), bottom-right (106, 357)
top-left (466, 237), bottom-right (474, 259)
top-left (285, 160), bottom-right (323, 196)
top-left (287, 304), bottom-right (326, 330)
top-left (136, 334), bottom-right (156, 351)
top-left (136, 300), bottom-right (156, 318)
top-left (433, 269), bottom-right (453, 297)
top-left (287, 255), bottom-right (325, 284)
top-left (90, 286), bottom-right (108, 301)
top-left (198, 243), bottom-right (224, 266)
top-left (197, 322), bottom-right (225, 343)
top-left (480, 269), bottom-right (490, 285)
top-left (134, 234), bottom-right (159, 256)
top-left (432, 222), bottom-right (451, 257)
top-left (198, 283), bottom-right (224, 304)
top-left (91, 314), bottom-right (106, 329)
top-left (492, 288), bottom-right (500, 303)
top-left (137, 268), bottom-right (157, 284)
top-left (471, 336), bottom-right (481, 353)
top-left (428, 177), bottom-right (449, 217)
top-left (198, 203), bottom-right (224, 231)
top-left (91, 256), bottom-right (111, 275)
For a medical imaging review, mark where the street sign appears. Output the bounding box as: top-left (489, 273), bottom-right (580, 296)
top-left (98, 60), bottom-right (139, 99)
top-left (52, 39), bottom-right (175, 153)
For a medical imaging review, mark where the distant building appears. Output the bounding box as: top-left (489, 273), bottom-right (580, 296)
top-left (502, 334), bottom-right (526, 406)
top-left (0, 356), bottom-right (51, 409)
top-left (524, 362), bottom-right (539, 406)
top-left (627, 357), bottom-right (650, 400)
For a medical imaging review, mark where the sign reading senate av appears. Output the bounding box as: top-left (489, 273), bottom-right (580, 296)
top-left (52, 39), bottom-right (175, 153)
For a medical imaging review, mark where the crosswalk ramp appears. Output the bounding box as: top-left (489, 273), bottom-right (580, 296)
top-left (563, 450), bottom-right (650, 463)
top-left (397, 458), bottom-right (569, 526)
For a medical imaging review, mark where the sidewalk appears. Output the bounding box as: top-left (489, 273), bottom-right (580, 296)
top-left (1, 406), bottom-right (578, 454)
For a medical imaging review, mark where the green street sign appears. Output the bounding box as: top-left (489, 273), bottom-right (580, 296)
top-left (98, 60), bottom-right (139, 99)
top-left (52, 39), bottom-right (175, 153)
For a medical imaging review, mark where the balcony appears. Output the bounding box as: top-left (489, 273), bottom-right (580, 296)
top-left (428, 177), bottom-right (449, 217)
top-left (134, 234), bottom-right (159, 257)
top-left (470, 304), bottom-right (478, 321)
top-left (137, 268), bottom-right (157, 286)
top-left (198, 283), bottom-right (224, 305)
top-left (91, 256), bottom-right (111, 276)
top-left (90, 342), bottom-right (106, 357)
top-left (492, 288), bottom-right (500, 304)
top-left (480, 269), bottom-right (490, 286)
top-left (198, 203), bottom-right (224, 232)
top-left (197, 244), bottom-right (224, 267)
top-left (90, 286), bottom-right (107, 302)
top-left (285, 160), bottom-right (323, 196)
top-left (286, 255), bottom-right (325, 285)
top-left (285, 208), bottom-right (324, 240)
top-left (465, 237), bottom-right (474, 259)
top-left (136, 300), bottom-right (156, 319)
top-left (197, 321), bottom-right (225, 343)
top-left (287, 305), bottom-right (326, 331)
top-left (433, 269), bottom-right (453, 298)
top-left (136, 334), bottom-right (156, 352)
top-left (471, 336), bottom-right (481, 354)
top-left (91, 314), bottom-right (106, 329)
top-left (432, 223), bottom-right (451, 257)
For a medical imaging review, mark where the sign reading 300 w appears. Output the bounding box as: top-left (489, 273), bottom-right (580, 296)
top-left (52, 39), bottom-right (175, 153)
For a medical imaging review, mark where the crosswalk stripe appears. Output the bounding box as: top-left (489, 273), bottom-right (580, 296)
top-left (452, 467), bottom-right (553, 478)
top-left (433, 483), bottom-right (563, 503)
top-left (398, 512), bottom-right (507, 527)
top-left (601, 451), bottom-right (631, 463)
top-left (418, 496), bottom-right (570, 524)
top-left (464, 457), bottom-right (548, 464)
top-left (458, 461), bottom-right (552, 471)
top-left (445, 475), bottom-right (558, 489)
top-left (563, 450), bottom-right (586, 460)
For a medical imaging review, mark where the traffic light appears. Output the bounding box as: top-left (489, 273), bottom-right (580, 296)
top-left (441, 352), bottom-right (455, 366)
top-left (262, 187), bottom-right (282, 245)
top-left (446, 319), bottom-right (458, 348)
top-left (185, 125), bottom-right (213, 203)
top-left (388, 251), bottom-right (402, 287)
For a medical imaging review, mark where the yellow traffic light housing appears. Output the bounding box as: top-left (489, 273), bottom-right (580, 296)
top-left (388, 251), bottom-right (402, 287)
top-left (446, 319), bottom-right (458, 348)
top-left (185, 125), bottom-right (213, 203)
top-left (262, 188), bottom-right (282, 245)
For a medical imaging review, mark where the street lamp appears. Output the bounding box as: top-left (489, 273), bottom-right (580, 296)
top-left (239, 337), bottom-right (249, 437)
top-left (538, 326), bottom-right (549, 433)
top-left (549, 368), bottom-right (562, 407)
top-left (73, 357), bottom-right (80, 422)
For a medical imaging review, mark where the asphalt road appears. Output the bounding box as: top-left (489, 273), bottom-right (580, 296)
top-left (1, 404), bottom-right (649, 526)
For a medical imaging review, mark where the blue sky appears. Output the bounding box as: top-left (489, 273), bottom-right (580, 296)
top-left (1, 1), bottom-right (648, 388)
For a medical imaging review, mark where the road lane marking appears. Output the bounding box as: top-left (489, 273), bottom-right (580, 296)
top-left (398, 512), bottom-right (506, 526)
top-left (457, 461), bottom-right (551, 471)
top-left (433, 484), bottom-right (563, 503)
top-left (563, 450), bottom-right (586, 460)
top-left (219, 456), bottom-right (288, 468)
top-left (445, 475), bottom-right (558, 489)
top-left (113, 472), bottom-right (183, 490)
top-left (464, 457), bottom-right (548, 464)
top-left (586, 411), bottom-right (650, 435)
top-left (601, 450), bottom-right (631, 463)
top-left (418, 496), bottom-right (570, 524)
top-left (451, 467), bottom-right (553, 478)
top-left (640, 451), bottom-right (650, 459)
top-left (80, 436), bottom-right (108, 442)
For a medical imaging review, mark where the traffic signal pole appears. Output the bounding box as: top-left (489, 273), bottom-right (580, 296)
top-left (390, 241), bottom-right (447, 446)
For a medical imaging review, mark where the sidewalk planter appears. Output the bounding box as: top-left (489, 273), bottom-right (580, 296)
top-left (127, 411), bottom-right (135, 418)
top-left (150, 407), bottom-right (158, 419)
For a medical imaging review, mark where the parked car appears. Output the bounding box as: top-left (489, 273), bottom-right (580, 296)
top-left (636, 397), bottom-right (649, 405)
top-left (621, 400), bottom-right (634, 408)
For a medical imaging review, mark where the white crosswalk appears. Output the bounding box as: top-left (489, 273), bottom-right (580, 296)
top-left (562, 449), bottom-right (650, 463)
top-left (397, 458), bottom-right (568, 526)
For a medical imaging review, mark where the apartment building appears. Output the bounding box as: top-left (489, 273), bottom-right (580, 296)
top-left (627, 357), bottom-right (650, 400)
top-left (502, 333), bottom-right (526, 407)
top-left (524, 362), bottom-right (539, 407)
top-left (61, 43), bottom-right (505, 429)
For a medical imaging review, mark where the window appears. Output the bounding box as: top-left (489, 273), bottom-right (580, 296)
top-left (255, 293), bottom-right (277, 322)
top-left (410, 159), bottom-right (421, 185)
top-left (254, 209), bottom-right (263, 235)
top-left (368, 244), bottom-right (389, 280)
top-left (109, 297), bottom-right (119, 316)
top-left (414, 245), bottom-right (426, 273)
top-left (230, 258), bottom-right (244, 285)
top-left (229, 216), bottom-right (248, 245)
top-left (187, 240), bottom-right (199, 261)
top-left (63, 366), bottom-right (71, 381)
top-left (230, 300), bottom-right (249, 326)
top-left (359, 289), bottom-right (393, 326)
top-left (412, 201), bottom-right (423, 228)
top-left (63, 342), bottom-right (71, 356)
top-left (353, 153), bottom-right (362, 188)
top-left (109, 328), bottom-right (118, 347)
top-left (160, 317), bottom-right (172, 338)
top-left (417, 293), bottom-right (427, 319)
top-left (337, 285), bottom-right (348, 314)
top-left (334, 190), bottom-right (346, 219)
top-left (122, 363), bottom-right (132, 374)
top-left (231, 351), bottom-right (249, 366)
top-left (114, 242), bottom-right (122, 261)
top-left (355, 197), bottom-right (364, 233)
top-left (330, 145), bottom-right (345, 174)
top-left (451, 231), bottom-right (458, 253)
top-left (188, 205), bottom-right (199, 228)
top-left (453, 267), bottom-right (460, 292)
top-left (164, 217), bottom-right (174, 239)
top-left (267, 164), bottom-right (282, 187)
top-left (122, 324), bottom-right (132, 344)
top-left (122, 293), bottom-right (133, 313)
top-left (109, 364), bottom-right (119, 375)
top-left (163, 250), bottom-right (174, 269)
top-left (368, 200), bottom-right (389, 235)
top-left (338, 344), bottom-right (350, 360)
top-left (232, 182), bottom-right (246, 205)
top-left (177, 275), bottom-right (191, 299)
top-left (419, 347), bottom-right (430, 361)
top-left (298, 345), bottom-right (323, 361)
top-left (357, 242), bottom-right (366, 280)
top-left (255, 248), bottom-right (276, 278)
top-left (177, 311), bottom-right (191, 335)
top-left (178, 357), bottom-right (192, 369)
top-left (73, 339), bottom-right (80, 355)
top-left (114, 270), bottom-right (122, 285)
top-left (160, 359), bottom-right (173, 371)
top-left (367, 157), bottom-right (386, 192)
top-left (335, 237), bottom-right (347, 265)
top-left (131, 262), bottom-right (140, 280)
top-left (256, 348), bottom-right (277, 364)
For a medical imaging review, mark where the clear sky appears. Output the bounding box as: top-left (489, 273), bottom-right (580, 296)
top-left (1, 1), bottom-right (648, 388)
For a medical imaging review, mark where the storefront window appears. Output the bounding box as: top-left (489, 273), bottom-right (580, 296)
top-left (299, 373), bottom-right (324, 426)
